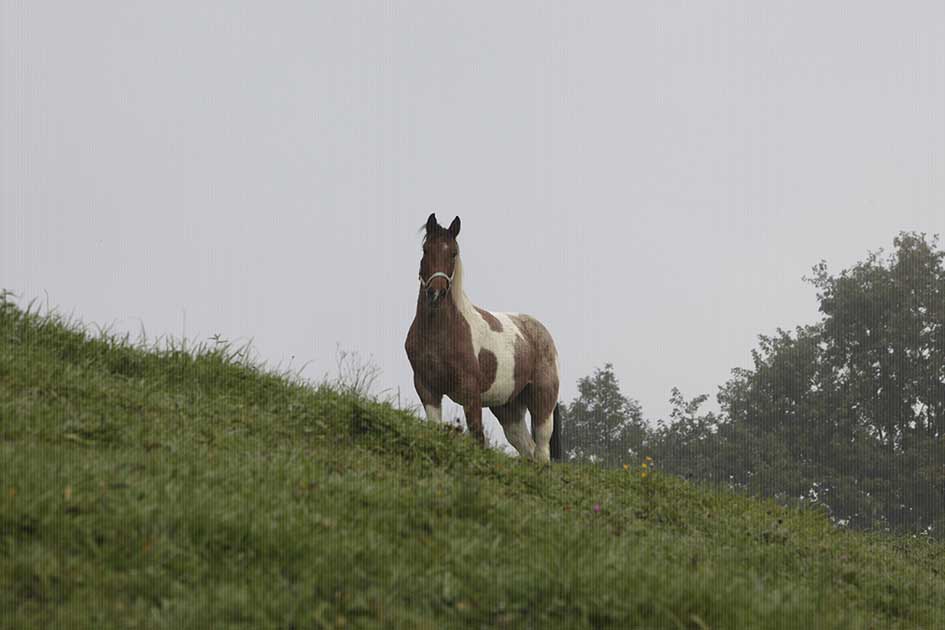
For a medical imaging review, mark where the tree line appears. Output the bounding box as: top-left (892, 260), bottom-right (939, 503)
top-left (561, 232), bottom-right (945, 537)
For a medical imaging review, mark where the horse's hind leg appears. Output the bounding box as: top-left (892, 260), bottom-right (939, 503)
top-left (490, 398), bottom-right (534, 459)
top-left (526, 383), bottom-right (558, 464)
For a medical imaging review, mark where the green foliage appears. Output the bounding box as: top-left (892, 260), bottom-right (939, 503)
top-left (2, 294), bottom-right (945, 628)
top-left (583, 233), bottom-right (945, 537)
top-left (646, 388), bottom-right (724, 483)
top-left (712, 233), bottom-right (945, 535)
top-left (562, 363), bottom-right (647, 465)
top-left (810, 232), bottom-right (945, 443)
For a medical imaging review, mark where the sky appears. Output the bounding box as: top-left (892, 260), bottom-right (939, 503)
top-left (3, 1), bottom-right (944, 449)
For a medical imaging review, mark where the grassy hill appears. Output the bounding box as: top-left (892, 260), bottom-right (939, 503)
top-left (2, 295), bottom-right (944, 629)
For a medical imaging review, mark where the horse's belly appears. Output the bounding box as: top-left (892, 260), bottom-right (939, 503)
top-left (481, 384), bottom-right (516, 407)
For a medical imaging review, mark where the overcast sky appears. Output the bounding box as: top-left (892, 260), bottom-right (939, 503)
top-left (3, 2), bottom-right (944, 448)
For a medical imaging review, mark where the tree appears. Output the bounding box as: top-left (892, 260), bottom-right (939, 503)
top-left (564, 364), bottom-right (646, 465)
top-left (808, 232), bottom-right (945, 444)
top-left (646, 388), bottom-right (721, 480)
top-left (564, 233), bottom-right (945, 535)
top-left (712, 232), bottom-right (945, 534)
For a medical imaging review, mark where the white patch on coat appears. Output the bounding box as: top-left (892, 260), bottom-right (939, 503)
top-left (450, 255), bottom-right (524, 407)
top-left (424, 404), bottom-right (442, 423)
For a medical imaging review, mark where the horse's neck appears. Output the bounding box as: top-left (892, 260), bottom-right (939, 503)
top-left (452, 290), bottom-right (474, 317)
top-left (449, 255), bottom-right (476, 316)
top-left (414, 291), bottom-right (462, 330)
top-left (413, 290), bottom-right (476, 337)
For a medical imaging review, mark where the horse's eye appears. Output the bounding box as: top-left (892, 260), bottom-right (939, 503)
top-left (451, 252), bottom-right (457, 258)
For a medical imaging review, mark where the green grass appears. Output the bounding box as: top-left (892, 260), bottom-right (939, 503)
top-left (1, 295), bottom-right (944, 629)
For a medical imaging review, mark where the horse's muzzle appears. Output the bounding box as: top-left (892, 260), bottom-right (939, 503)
top-left (427, 287), bottom-right (446, 305)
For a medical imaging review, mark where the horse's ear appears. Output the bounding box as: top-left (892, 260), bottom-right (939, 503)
top-left (448, 216), bottom-right (461, 239)
top-left (426, 213), bottom-right (438, 234)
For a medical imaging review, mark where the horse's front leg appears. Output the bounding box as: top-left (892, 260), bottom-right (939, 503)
top-left (414, 375), bottom-right (443, 423)
top-left (461, 386), bottom-right (486, 446)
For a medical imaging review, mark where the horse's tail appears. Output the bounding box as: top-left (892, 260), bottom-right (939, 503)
top-left (550, 403), bottom-right (563, 462)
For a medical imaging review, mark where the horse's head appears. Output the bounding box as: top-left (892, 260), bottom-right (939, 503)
top-left (419, 213), bottom-right (461, 307)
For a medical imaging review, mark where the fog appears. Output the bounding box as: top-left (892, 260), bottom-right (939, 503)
top-left (3, 2), bottom-right (943, 447)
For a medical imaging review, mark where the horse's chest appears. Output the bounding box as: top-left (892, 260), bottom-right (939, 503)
top-left (406, 326), bottom-right (473, 393)
top-left (413, 348), bottom-right (451, 385)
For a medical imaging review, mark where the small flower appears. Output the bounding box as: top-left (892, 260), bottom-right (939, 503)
top-left (623, 464), bottom-right (630, 471)
top-left (641, 471), bottom-right (648, 479)
top-left (645, 456), bottom-right (653, 463)
top-left (641, 462), bottom-right (649, 469)
top-left (593, 503), bottom-right (601, 513)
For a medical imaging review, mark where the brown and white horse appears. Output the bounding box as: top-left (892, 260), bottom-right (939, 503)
top-left (405, 214), bottom-right (562, 463)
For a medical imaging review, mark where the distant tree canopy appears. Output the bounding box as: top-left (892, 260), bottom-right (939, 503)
top-left (562, 363), bottom-right (646, 465)
top-left (565, 232), bottom-right (945, 537)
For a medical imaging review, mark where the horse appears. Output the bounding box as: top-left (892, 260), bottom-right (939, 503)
top-left (405, 213), bottom-right (562, 463)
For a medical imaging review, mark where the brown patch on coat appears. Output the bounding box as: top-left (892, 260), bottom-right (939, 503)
top-left (474, 307), bottom-right (503, 333)
top-left (508, 314), bottom-right (560, 426)
top-left (512, 334), bottom-right (531, 398)
top-left (478, 348), bottom-right (497, 393)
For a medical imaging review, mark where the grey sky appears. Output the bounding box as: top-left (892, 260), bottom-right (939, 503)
top-left (3, 2), bottom-right (944, 448)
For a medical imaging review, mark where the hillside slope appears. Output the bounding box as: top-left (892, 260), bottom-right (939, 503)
top-left (1, 297), bottom-right (944, 629)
